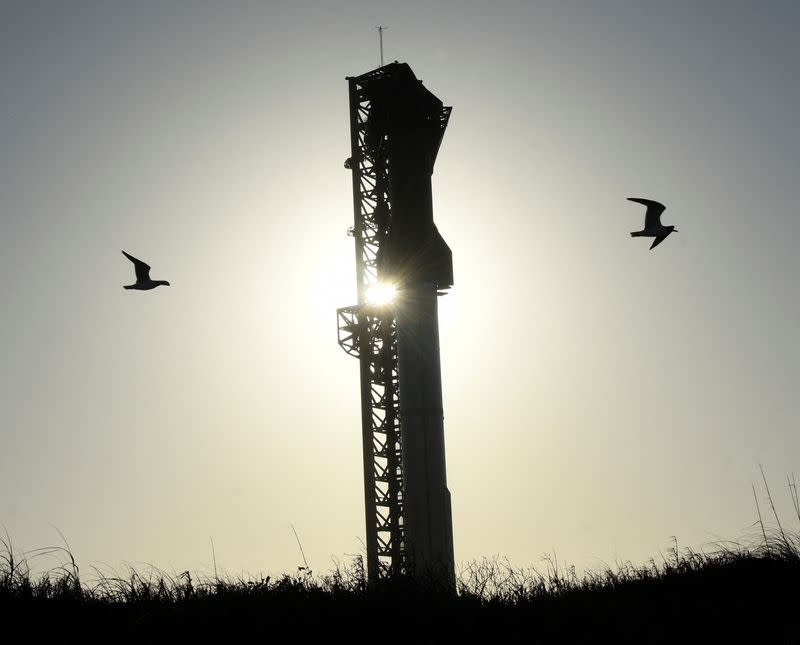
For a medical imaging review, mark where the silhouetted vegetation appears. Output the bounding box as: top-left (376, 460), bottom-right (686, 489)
top-left (3, 476), bottom-right (800, 643)
top-left (2, 536), bottom-right (799, 643)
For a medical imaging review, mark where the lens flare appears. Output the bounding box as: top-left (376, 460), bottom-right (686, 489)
top-left (365, 282), bottom-right (397, 305)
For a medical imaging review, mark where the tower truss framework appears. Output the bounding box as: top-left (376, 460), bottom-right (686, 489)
top-left (337, 66), bottom-right (405, 582)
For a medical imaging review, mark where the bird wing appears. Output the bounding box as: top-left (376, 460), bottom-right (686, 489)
top-left (628, 197), bottom-right (666, 229)
top-left (122, 250), bottom-right (151, 282)
top-left (649, 235), bottom-right (668, 250)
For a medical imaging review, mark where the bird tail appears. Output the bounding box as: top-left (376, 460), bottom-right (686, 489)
top-left (630, 231), bottom-right (647, 237)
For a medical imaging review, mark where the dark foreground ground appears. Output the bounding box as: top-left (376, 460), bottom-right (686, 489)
top-left (2, 541), bottom-right (800, 644)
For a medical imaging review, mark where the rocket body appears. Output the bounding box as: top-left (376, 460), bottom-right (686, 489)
top-left (367, 64), bottom-right (455, 587)
top-left (396, 284), bottom-right (454, 586)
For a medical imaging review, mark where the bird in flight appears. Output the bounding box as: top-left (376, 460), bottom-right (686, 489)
top-left (122, 251), bottom-right (170, 290)
top-left (628, 198), bottom-right (677, 250)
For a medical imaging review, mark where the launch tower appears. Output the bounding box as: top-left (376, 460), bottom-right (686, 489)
top-left (337, 62), bottom-right (455, 589)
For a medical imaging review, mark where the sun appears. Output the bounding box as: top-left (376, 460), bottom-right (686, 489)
top-left (365, 282), bottom-right (398, 305)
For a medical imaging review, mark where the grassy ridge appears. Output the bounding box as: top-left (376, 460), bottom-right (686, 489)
top-left (2, 535), bottom-right (799, 643)
top-left (3, 474), bottom-right (799, 642)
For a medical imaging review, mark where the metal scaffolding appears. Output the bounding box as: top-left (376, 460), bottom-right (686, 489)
top-left (337, 66), bottom-right (406, 582)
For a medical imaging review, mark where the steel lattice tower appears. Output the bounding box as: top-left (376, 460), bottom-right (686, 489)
top-left (337, 63), bottom-right (454, 588)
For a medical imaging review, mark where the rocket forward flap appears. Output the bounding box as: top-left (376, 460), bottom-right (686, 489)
top-left (378, 223), bottom-right (452, 290)
top-left (360, 63), bottom-right (454, 290)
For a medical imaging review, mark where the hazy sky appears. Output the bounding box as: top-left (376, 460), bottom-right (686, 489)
top-left (2, 1), bottom-right (798, 579)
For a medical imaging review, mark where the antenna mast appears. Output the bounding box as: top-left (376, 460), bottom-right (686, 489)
top-left (378, 26), bottom-right (385, 67)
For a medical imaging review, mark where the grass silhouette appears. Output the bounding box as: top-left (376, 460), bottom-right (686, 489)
top-left (2, 535), bottom-right (799, 643)
top-left (2, 476), bottom-right (800, 643)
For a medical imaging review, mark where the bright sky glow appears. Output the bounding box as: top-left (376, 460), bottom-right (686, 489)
top-left (1, 1), bottom-right (799, 581)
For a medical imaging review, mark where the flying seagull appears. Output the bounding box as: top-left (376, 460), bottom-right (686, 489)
top-left (122, 251), bottom-right (170, 290)
top-left (628, 198), bottom-right (678, 250)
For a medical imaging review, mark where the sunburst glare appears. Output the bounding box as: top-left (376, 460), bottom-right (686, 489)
top-left (365, 282), bottom-right (398, 305)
